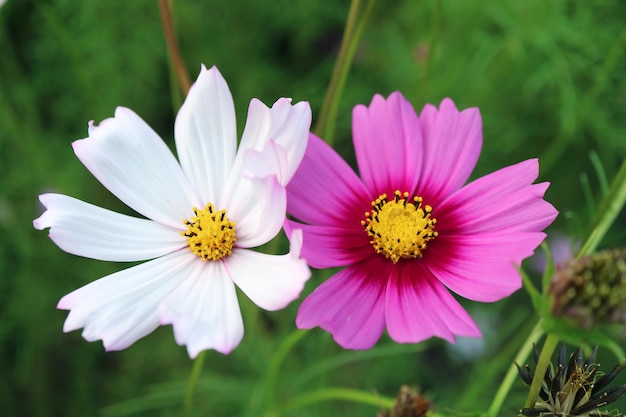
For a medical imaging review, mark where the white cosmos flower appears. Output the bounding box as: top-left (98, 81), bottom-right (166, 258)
top-left (34, 65), bottom-right (312, 358)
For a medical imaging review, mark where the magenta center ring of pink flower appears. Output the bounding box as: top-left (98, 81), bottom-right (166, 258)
top-left (361, 190), bottom-right (438, 264)
top-left (182, 203), bottom-right (237, 261)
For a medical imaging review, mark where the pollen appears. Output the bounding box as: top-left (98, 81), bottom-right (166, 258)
top-left (182, 203), bottom-right (236, 261)
top-left (362, 190), bottom-right (437, 263)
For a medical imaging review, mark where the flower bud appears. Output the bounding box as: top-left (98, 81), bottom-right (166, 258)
top-left (549, 248), bottom-right (626, 329)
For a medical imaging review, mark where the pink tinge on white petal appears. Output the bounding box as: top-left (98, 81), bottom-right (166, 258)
top-left (238, 97), bottom-right (311, 185)
top-left (242, 140), bottom-right (289, 184)
top-left (227, 229), bottom-right (310, 311)
top-left (439, 159), bottom-right (558, 235)
top-left (34, 193), bottom-right (185, 262)
top-left (227, 175), bottom-right (286, 249)
top-left (58, 250), bottom-right (196, 351)
top-left (385, 262), bottom-right (481, 344)
top-left (73, 107), bottom-right (201, 229)
top-left (416, 98), bottom-right (482, 204)
top-left (159, 260), bottom-right (244, 357)
top-left (174, 65), bottom-right (237, 206)
top-left (287, 134), bottom-right (371, 227)
top-left (283, 221), bottom-right (371, 269)
top-left (352, 92), bottom-right (423, 196)
top-left (426, 232), bottom-right (546, 302)
top-left (296, 257), bottom-right (388, 350)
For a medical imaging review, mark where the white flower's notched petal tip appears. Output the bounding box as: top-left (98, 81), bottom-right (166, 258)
top-left (281, 97), bottom-right (294, 104)
top-left (32, 194), bottom-right (48, 230)
top-left (86, 119), bottom-right (97, 134)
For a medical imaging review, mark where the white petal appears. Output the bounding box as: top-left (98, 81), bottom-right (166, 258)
top-left (58, 250), bottom-right (196, 351)
top-left (174, 65), bottom-right (237, 205)
top-left (234, 98), bottom-right (311, 185)
top-left (226, 175), bottom-right (287, 248)
top-left (242, 141), bottom-right (289, 184)
top-left (73, 107), bottom-right (201, 229)
top-left (34, 193), bottom-right (186, 261)
top-left (227, 229), bottom-right (310, 311)
top-left (159, 260), bottom-right (243, 357)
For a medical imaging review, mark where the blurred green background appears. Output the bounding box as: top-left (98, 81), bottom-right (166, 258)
top-left (1, 0), bottom-right (626, 416)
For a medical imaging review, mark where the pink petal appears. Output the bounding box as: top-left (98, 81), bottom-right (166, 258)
top-left (352, 92), bottom-right (423, 195)
top-left (425, 232), bottom-right (546, 302)
top-left (283, 221), bottom-right (371, 269)
top-left (73, 107), bottom-right (201, 229)
top-left (438, 159), bottom-right (558, 234)
top-left (385, 262), bottom-right (481, 343)
top-left (287, 134), bottom-right (370, 227)
top-left (417, 98), bottom-right (482, 204)
top-left (174, 65), bottom-right (237, 205)
top-left (296, 257), bottom-right (387, 349)
top-left (159, 260), bottom-right (243, 357)
top-left (226, 229), bottom-right (310, 311)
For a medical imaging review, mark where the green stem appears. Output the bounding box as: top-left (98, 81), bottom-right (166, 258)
top-left (605, 339), bottom-right (626, 362)
top-left (577, 156), bottom-right (626, 257)
top-left (313, 0), bottom-right (360, 141)
top-left (269, 387), bottom-right (396, 417)
top-left (489, 149), bottom-right (626, 416)
top-left (314, 0), bottom-right (376, 144)
top-left (515, 153), bottom-right (626, 414)
top-left (523, 333), bottom-right (559, 409)
top-left (487, 320), bottom-right (545, 417)
top-left (254, 329), bottom-right (308, 413)
top-left (182, 350), bottom-right (207, 417)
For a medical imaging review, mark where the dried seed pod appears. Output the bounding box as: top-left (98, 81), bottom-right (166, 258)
top-left (378, 386), bottom-right (431, 417)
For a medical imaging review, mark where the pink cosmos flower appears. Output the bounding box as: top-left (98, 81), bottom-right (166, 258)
top-left (34, 65), bottom-right (312, 358)
top-left (285, 93), bottom-right (558, 349)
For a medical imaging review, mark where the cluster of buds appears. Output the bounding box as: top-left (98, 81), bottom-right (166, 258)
top-left (549, 248), bottom-right (626, 329)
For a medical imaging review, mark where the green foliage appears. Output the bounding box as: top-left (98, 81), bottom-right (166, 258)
top-left (1, 0), bottom-right (626, 416)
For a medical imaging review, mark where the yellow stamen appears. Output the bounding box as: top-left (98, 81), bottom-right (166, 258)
top-left (182, 203), bottom-right (236, 261)
top-left (361, 190), bottom-right (437, 263)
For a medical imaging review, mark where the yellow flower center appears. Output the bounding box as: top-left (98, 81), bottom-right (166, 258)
top-left (361, 190), bottom-right (438, 263)
top-left (182, 203), bottom-right (236, 261)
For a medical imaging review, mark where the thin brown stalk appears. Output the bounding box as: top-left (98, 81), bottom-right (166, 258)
top-left (158, 0), bottom-right (191, 96)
